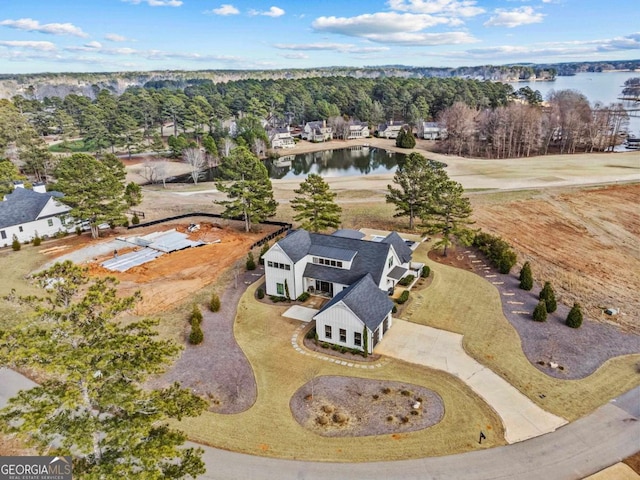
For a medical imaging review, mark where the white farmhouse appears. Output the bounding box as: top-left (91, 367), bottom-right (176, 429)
top-left (376, 121), bottom-right (404, 139)
top-left (421, 122), bottom-right (446, 140)
top-left (0, 182), bottom-right (72, 246)
top-left (303, 121), bottom-right (333, 142)
top-left (263, 229), bottom-right (422, 353)
top-left (268, 127), bottom-right (295, 149)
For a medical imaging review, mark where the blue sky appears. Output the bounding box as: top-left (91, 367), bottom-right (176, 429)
top-left (0, 0), bottom-right (638, 74)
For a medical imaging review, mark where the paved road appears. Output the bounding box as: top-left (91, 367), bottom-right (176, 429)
top-left (1, 368), bottom-right (638, 480)
top-left (374, 320), bottom-right (567, 443)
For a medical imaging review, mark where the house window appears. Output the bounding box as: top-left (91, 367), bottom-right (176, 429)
top-left (284, 264), bottom-right (290, 271)
top-left (47, 219), bottom-right (54, 227)
top-left (276, 283), bottom-right (284, 295)
top-left (339, 329), bottom-right (346, 343)
top-left (354, 332), bottom-right (362, 347)
top-left (388, 257), bottom-right (394, 268)
top-left (18, 226), bottom-right (23, 232)
top-left (267, 261), bottom-right (273, 267)
top-left (0, 231), bottom-right (5, 240)
top-left (325, 325), bottom-right (332, 339)
top-left (337, 261), bottom-right (342, 268)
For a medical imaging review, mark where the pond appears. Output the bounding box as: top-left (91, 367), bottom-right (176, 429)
top-left (170, 146), bottom-right (405, 183)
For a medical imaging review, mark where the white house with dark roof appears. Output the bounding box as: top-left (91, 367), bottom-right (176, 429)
top-left (263, 229), bottom-right (422, 353)
top-left (268, 127), bottom-right (295, 149)
top-left (347, 121), bottom-right (370, 139)
top-left (377, 121), bottom-right (404, 139)
top-left (0, 183), bottom-right (72, 247)
top-left (303, 121), bottom-right (332, 142)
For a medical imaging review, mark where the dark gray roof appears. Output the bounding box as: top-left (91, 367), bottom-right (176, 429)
top-left (0, 188), bottom-right (62, 229)
top-left (382, 232), bottom-right (413, 264)
top-left (278, 229), bottom-right (312, 262)
top-left (388, 266), bottom-right (408, 280)
top-left (318, 274), bottom-right (393, 331)
top-left (332, 229), bottom-right (365, 240)
top-left (308, 244), bottom-right (357, 262)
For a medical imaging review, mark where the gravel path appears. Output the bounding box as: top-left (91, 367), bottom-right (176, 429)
top-left (290, 376), bottom-right (444, 437)
top-left (432, 250), bottom-right (640, 379)
top-left (148, 265), bottom-right (261, 414)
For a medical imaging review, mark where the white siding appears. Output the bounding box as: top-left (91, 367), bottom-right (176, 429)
top-left (37, 198), bottom-right (70, 219)
top-left (0, 216), bottom-right (68, 246)
top-left (263, 244), bottom-right (296, 297)
top-left (378, 246), bottom-right (402, 290)
top-left (314, 302), bottom-right (372, 353)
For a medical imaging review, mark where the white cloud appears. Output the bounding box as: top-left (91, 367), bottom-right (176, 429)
top-left (84, 41), bottom-right (102, 49)
top-left (249, 6), bottom-right (286, 17)
top-left (104, 33), bottom-right (129, 42)
top-left (387, 0), bottom-right (484, 17)
top-left (484, 6), bottom-right (545, 28)
top-left (0, 18), bottom-right (88, 37)
top-left (280, 52), bottom-right (309, 59)
top-left (0, 40), bottom-right (57, 51)
top-left (206, 4), bottom-right (240, 15)
top-left (274, 42), bottom-right (390, 53)
top-left (313, 12), bottom-right (454, 36)
top-left (123, 0), bottom-right (183, 6)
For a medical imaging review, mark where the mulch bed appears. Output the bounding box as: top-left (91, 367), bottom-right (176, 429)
top-left (429, 247), bottom-right (640, 379)
top-left (290, 376), bottom-right (444, 437)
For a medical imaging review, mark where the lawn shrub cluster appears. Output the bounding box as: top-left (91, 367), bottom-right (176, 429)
top-left (473, 231), bottom-right (517, 274)
top-left (32, 234), bottom-right (42, 246)
top-left (396, 291), bottom-right (410, 304)
top-left (539, 282), bottom-right (557, 313)
top-left (190, 304), bottom-right (203, 325)
top-left (269, 295), bottom-right (290, 303)
top-left (533, 300), bottom-right (548, 322)
top-left (519, 261), bottom-right (533, 290)
top-left (209, 292), bottom-right (221, 312)
top-left (256, 288), bottom-right (265, 299)
top-left (566, 303), bottom-right (583, 328)
top-left (11, 235), bottom-right (20, 251)
top-left (398, 274), bottom-right (415, 287)
top-left (421, 265), bottom-right (430, 278)
top-left (246, 252), bottom-right (256, 271)
top-left (189, 323), bottom-right (204, 345)
top-left (296, 292), bottom-right (310, 302)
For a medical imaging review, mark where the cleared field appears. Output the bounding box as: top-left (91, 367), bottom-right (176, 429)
top-left (470, 184), bottom-right (640, 333)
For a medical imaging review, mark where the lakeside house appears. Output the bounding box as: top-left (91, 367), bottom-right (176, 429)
top-left (303, 121), bottom-right (333, 142)
top-left (421, 122), bottom-right (447, 140)
top-left (268, 127), bottom-right (295, 149)
top-left (0, 182), bottom-right (72, 246)
top-left (347, 121), bottom-right (370, 139)
top-left (263, 229), bottom-right (423, 354)
top-left (376, 121), bottom-right (404, 139)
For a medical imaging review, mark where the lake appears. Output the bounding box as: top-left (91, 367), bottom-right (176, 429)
top-left (170, 146), bottom-right (405, 182)
top-left (509, 71), bottom-right (640, 135)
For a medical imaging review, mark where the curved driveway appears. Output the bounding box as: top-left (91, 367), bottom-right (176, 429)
top-left (1, 368), bottom-right (638, 480)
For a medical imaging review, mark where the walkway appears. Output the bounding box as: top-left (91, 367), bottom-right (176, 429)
top-left (374, 319), bottom-right (567, 443)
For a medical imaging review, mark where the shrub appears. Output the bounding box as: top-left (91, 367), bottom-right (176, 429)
top-left (209, 293), bottom-right (221, 312)
top-left (473, 231), bottom-right (517, 274)
top-left (396, 290), bottom-right (410, 304)
top-left (566, 303), bottom-right (583, 328)
top-left (189, 323), bottom-right (204, 345)
top-left (392, 305), bottom-right (398, 314)
top-left (256, 288), bottom-right (265, 299)
top-left (398, 274), bottom-right (415, 287)
top-left (401, 389), bottom-right (411, 396)
top-left (297, 291), bottom-right (310, 302)
top-left (332, 412), bottom-right (348, 424)
top-left (246, 252), bottom-right (256, 271)
top-left (259, 242), bottom-right (270, 265)
top-left (321, 405), bottom-right (334, 414)
top-left (539, 282), bottom-right (557, 313)
top-left (190, 304), bottom-right (203, 326)
top-left (32, 234), bottom-right (42, 246)
top-left (533, 300), bottom-right (548, 322)
top-left (131, 214), bottom-right (140, 225)
top-left (305, 327), bottom-right (316, 340)
top-left (75, 226), bottom-right (82, 236)
top-left (316, 416), bottom-right (329, 426)
top-left (519, 261), bottom-right (533, 291)
top-left (11, 235), bottom-right (20, 251)
top-left (421, 265), bottom-right (430, 278)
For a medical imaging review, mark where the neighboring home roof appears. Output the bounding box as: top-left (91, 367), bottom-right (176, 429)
top-left (423, 122), bottom-right (441, 128)
top-left (332, 229), bottom-right (365, 240)
top-left (0, 188), bottom-right (67, 229)
top-left (381, 231), bottom-right (413, 264)
top-left (378, 122), bottom-right (403, 131)
top-left (308, 244), bottom-right (357, 262)
top-left (317, 273), bottom-right (393, 331)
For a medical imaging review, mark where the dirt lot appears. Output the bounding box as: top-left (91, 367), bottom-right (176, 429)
top-left (470, 184), bottom-right (640, 334)
top-left (48, 221), bottom-right (274, 315)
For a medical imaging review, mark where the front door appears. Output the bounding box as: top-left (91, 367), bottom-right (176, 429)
top-left (315, 280), bottom-right (334, 296)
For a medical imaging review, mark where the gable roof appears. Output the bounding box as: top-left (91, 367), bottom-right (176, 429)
top-left (317, 273), bottom-right (393, 331)
top-left (332, 229), bottom-right (365, 240)
top-left (381, 231), bottom-right (413, 264)
top-left (277, 229), bottom-right (312, 262)
top-left (0, 188), bottom-right (67, 229)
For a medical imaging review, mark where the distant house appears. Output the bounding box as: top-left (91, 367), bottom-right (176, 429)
top-left (268, 127), bottom-right (295, 149)
top-left (347, 121), bottom-right (370, 139)
top-left (421, 122), bottom-right (446, 140)
top-left (0, 182), bottom-right (72, 246)
top-left (377, 121), bottom-right (404, 139)
top-left (263, 229), bottom-right (423, 354)
top-left (303, 121), bottom-right (333, 142)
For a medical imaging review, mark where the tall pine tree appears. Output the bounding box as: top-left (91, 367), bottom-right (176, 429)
top-left (0, 261), bottom-right (207, 478)
top-left (386, 152), bottom-right (433, 230)
top-left (215, 146), bottom-right (278, 232)
top-left (290, 173), bottom-right (342, 232)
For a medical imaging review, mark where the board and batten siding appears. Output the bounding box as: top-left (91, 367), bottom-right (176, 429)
top-left (263, 244), bottom-right (297, 298)
top-left (315, 302), bottom-right (371, 353)
top-left (0, 215), bottom-right (68, 246)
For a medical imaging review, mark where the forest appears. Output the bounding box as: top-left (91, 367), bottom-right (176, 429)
top-left (0, 73), bottom-right (635, 185)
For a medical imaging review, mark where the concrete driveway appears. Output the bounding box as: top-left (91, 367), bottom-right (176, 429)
top-left (374, 319), bottom-right (567, 443)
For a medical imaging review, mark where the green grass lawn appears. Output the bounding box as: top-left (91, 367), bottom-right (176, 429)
top-left (48, 139), bottom-right (94, 153)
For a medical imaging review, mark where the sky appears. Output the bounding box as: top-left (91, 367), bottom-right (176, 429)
top-left (0, 0), bottom-right (638, 74)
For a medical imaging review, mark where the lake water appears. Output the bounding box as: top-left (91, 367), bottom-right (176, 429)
top-left (509, 71), bottom-right (640, 135)
top-left (265, 146), bottom-right (404, 180)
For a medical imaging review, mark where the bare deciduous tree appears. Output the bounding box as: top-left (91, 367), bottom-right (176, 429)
top-left (183, 147), bottom-right (206, 185)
